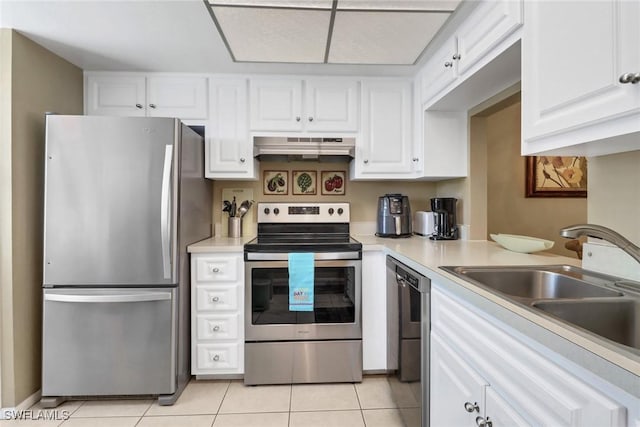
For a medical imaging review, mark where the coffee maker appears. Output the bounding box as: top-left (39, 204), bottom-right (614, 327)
top-left (376, 194), bottom-right (412, 238)
top-left (430, 197), bottom-right (458, 240)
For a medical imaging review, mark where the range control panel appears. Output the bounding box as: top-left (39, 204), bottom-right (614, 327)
top-left (257, 203), bottom-right (350, 223)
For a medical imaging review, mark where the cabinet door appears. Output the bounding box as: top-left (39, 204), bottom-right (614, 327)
top-left (250, 79), bottom-right (303, 131)
top-left (356, 80), bottom-right (413, 177)
top-left (420, 37), bottom-right (458, 106)
top-left (305, 80), bottom-right (359, 132)
top-left (362, 251), bottom-right (387, 371)
top-left (485, 387), bottom-right (531, 427)
top-left (431, 332), bottom-right (488, 427)
top-left (207, 78), bottom-right (256, 178)
top-left (85, 75), bottom-right (146, 116)
top-left (522, 0), bottom-right (640, 153)
top-left (456, 0), bottom-right (522, 76)
top-left (146, 76), bottom-right (208, 120)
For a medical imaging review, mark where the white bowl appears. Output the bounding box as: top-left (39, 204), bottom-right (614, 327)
top-left (490, 233), bottom-right (554, 253)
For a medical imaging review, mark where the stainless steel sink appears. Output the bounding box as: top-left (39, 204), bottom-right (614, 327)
top-left (440, 265), bottom-right (640, 353)
top-left (533, 300), bottom-right (640, 350)
top-left (442, 266), bottom-right (623, 301)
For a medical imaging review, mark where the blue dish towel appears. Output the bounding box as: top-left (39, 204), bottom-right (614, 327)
top-left (288, 252), bottom-right (314, 312)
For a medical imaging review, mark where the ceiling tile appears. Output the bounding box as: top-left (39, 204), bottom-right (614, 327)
top-left (328, 11), bottom-right (451, 65)
top-left (336, 0), bottom-right (460, 11)
top-left (209, 1), bottom-right (333, 9)
top-left (212, 6), bottom-right (331, 63)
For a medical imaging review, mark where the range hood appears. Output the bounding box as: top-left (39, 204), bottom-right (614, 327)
top-left (254, 136), bottom-right (355, 161)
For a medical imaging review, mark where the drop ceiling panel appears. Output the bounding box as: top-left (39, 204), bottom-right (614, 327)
top-left (209, 0), bottom-right (333, 9)
top-left (212, 6), bottom-right (330, 63)
top-left (329, 11), bottom-right (451, 65)
top-left (337, 0), bottom-right (460, 11)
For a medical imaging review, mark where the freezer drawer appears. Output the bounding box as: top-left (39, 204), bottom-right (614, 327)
top-left (42, 288), bottom-right (176, 397)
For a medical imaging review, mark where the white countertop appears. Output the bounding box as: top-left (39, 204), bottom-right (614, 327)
top-left (187, 233), bottom-right (640, 387)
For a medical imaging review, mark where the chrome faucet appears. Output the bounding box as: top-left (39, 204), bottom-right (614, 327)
top-left (560, 224), bottom-right (640, 264)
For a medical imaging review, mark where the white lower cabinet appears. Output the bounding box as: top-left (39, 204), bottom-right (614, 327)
top-left (191, 252), bottom-right (244, 376)
top-left (361, 250), bottom-right (387, 371)
top-left (431, 284), bottom-right (627, 427)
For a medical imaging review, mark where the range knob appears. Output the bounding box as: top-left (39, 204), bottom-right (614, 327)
top-left (337, 208), bottom-right (344, 215)
top-left (328, 208), bottom-right (335, 215)
top-left (263, 208), bottom-right (270, 215)
top-left (273, 208), bottom-right (280, 215)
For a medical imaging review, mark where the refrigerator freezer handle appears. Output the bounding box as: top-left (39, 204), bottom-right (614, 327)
top-left (161, 145), bottom-right (173, 280)
top-left (44, 292), bottom-right (172, 303)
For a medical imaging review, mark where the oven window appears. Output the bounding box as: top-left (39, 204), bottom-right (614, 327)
top-left (251, 267), bottom-right (356, 325)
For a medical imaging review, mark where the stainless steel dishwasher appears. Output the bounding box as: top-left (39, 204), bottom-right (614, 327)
top-left (386, 256), bottom-right (430, 427)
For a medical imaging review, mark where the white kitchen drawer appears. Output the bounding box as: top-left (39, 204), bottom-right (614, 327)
top-left (196, 313), bottom-right (240, 341)
top-left (195, 255), bottom-right (240, 283)
top-left (196, 343), bottom-right (240, 371)
top-left (196, 285), bottom-right (239, 311)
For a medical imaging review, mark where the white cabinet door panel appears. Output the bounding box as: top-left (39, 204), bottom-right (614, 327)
top-left (250, 79), bottom-right (303, 131)
top-left (485, 387), bottom-right (531, 427)
top-left (86, 75), bottom-right (146, 116)
top-left (196, 313), bottom-right (240, 341)
top-left (196, 343), bottom-right (240, 371)
top-left (362, 251), bottom-right (386, 371)
top-left (420, 38), bottom-right (458, 105)
top-left (147, 76), bottom-right (208, 119)
top-left (195, 255), bottom-right (240, 283)
top-left (196, 286), bottom-right (239, 312)
top-left (305, 80), bottom-right (358, 132)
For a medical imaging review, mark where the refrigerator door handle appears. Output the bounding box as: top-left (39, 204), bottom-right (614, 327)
top-left (160, 144), bottom-right (173, 280)
top-left (44, 292), bottom-right (172, 303)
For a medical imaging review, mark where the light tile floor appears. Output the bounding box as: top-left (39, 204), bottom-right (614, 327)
top-left (1, 376), bottom-right (408, 427)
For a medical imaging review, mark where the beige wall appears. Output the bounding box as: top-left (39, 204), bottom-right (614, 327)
top-left (0, 30), bottom-right (83, 407)
top-left (484, 101), bottom-right (587, 257)
top-left (212, 161), bottom-right (437, 235)
top-left (587, 151), bottom-right (640, 244)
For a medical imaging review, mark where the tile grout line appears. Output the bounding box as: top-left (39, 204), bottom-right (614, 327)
top-left (212, 380), bottom-right (232, 426)
top-left (353, 383), bottom-right (367, 427)
top-left (288, 384), bottom-right (293, 427)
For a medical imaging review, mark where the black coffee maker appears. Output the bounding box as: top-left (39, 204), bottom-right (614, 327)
top-left (430, 197), bottom-right (458, 240)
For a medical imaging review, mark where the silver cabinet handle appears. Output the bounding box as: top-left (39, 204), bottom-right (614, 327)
top-left (212, 325), bottom-right (220, 332)
top-left (452, 53), bottom-right (461, 60)
top-left (160, 145), bottom-right (173, 280)
top-left (464, 402), bottom-right (480, 413)
top-left (240, 158), bottom-right (246, 163)
top-left (412, 157), bottom-right (419, 162)
top-left (619, 72), bottom-right (640, 84)
top-left (211, 267), bottom-right (220, 273)
top-left (444, 61), bottom-right (453, 68)
top-left (135, 103), bottom-right (143, 109)
top-left (211, 296), bottom-right (220, 302)
top-left (149, 103), bottom-right (157, 109)
top-left (363, 159), bottom-right (369, 164)
top-left (212, 354), bottom-right (220, 361)
top-left (308, 117), bottom-right (314, 122)
top-left (295, 116), bottom-right (301, 122)
top-left (476, 416), bottom-right (492, 427)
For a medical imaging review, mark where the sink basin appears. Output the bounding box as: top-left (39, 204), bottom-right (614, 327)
top-left (443, 266), bottom-right (623, 300)
top-left (533, 300), bottom-right (640, 350)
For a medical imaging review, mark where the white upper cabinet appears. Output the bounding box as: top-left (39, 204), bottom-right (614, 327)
top-left (85, 73), bottom-right (208, 120)
top-left (420, 0), bottom-right (522, 108)
top-left (86, 75), bottom-right (146, 117)
top-left (207, 78), bottom-right (258, 180)
top-left (522, 0), bottom-right (640, 156)
top-left (351, 80), bottom-right (414, 179)
top-left (250, 78), bottom-right (359, 133)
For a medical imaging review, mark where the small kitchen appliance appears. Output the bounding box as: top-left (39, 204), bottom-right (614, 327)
top-left (413, 211), bottom-right (436, 237)
top-left (430, 197), bottom-right (458, 240)
top-left (376, 194), bottom-right (412, 238)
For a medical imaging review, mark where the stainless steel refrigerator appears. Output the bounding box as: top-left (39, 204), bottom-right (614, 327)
top-left (41, 115), bottom-right (211, 407)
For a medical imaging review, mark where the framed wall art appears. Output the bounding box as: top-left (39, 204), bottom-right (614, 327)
top-left (292, 171), bottom-right (316, 195)
top-left (525, 156), bottom-right (587, 198)
top-left (320, 171), bottom-right (346, 195)
top-left (263, 170), bottom-right (288, 195)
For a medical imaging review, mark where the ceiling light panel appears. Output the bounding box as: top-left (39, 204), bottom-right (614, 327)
top-left (329, 11), bottom-right (450, 65)
top-left (212, 6), bottom-right (331, 63)
top-left (336, 0), bottom-right (460, 11)
top-left (209, 1), bottom-right (333, 9)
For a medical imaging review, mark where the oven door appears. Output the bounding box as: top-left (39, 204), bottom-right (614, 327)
top-left (245, 256), bottom-right (361, 341)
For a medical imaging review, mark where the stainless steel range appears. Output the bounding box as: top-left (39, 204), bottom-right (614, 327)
top-left (244, 202), bottom-right (363, 385)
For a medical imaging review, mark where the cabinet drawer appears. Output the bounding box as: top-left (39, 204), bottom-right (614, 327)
top-left (196, 313), bottom-right (240, 341)
top-left (196, 343), bottom-right (240, 371)
top-left (196, 286), bottom-right (239, 311)
top-left (195, 255), bottom-right (240, 283)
